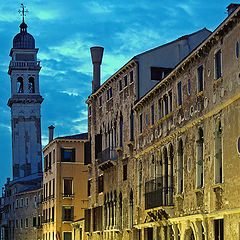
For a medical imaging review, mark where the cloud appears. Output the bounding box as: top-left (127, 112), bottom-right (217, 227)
top-left (85, 1), bottom-right (114, 14)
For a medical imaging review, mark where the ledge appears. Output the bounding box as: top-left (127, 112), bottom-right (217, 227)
top-left (212, 183), bottom-right (224, 190)
top-left (115, 147), bottom-right (123, 152)
top-left (127, 141), bottom-right (134, 147)
top-left (213, 77), bottom-right (223, 87)
top-left (196, 91), bottom-right (204, 97)
top-left (157, 112), bottom-right (173, 125)
top-left (150, 124), bottom-right (155, 129)
top-left (138, 133), bottom-right (143, 137)
top-left (175, 193), bottom-right (184, 199)
top-left (193, 188), bottom-right (204, 194)
top-left (177, 105), bottom-right (182, 111)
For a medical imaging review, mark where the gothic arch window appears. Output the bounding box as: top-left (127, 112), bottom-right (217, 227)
top-left (215, 119), bottom-right (223, 184)
top-left (28, 77), bottom-right (35, 93)
top-left (129, 189), bottom-right (133, 229)
top-left (177, 139), bottom-right (184, 194)
top-left (196, 128), bottom-right (204, 188)
top-left (17, 77), bottom-right (24, 93)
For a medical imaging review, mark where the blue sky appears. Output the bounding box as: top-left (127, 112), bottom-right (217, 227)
top-left (0, 0), bottom-right (236, 187)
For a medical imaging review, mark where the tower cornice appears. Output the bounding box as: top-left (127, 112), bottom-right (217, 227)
top-left (7, 95), bottom-right (44, 107)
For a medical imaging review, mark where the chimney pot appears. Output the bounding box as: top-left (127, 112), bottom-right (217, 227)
top-left (90, 46), bottom-right (104, 92)
top-left (48, 125), bottom-right (55, 143)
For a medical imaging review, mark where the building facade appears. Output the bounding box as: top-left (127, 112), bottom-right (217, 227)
top-left (42, 129), bottom-right (89, 240)
top-left (86, 4), bottom-right (240, 240)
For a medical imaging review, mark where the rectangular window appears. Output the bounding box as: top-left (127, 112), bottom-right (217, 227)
top-left (61, 148), bottom-right (75, 162)
top-left (98, 175), bottom-right (104, 193)
top-left (62, 206), bottom-right (74, 221)
top-left (33, 217), bottom-right (36, 227)
top-left (123, 164), bottom-right (127, 181)
top-left (63, 179), bottom-right (73, 196)
top-left (88, 179), bottom-right (92, 197)
top-left (119, 80), bottom-right (122, 91)
top-left (197, 65), bottom-right (204, 92)
top-left (53, 179), bottom-right (55, 197)
top-left (63, 232), bottom-right (72, 240)
top-left (49, 181), bottom-right (51, 198)
top-left (215, 50), bottom-right (222, 80)
top-left (20, 219), bottom-right (23, 228)
top-left (124, 75), bottom-right (128, 87)
top-left (16, 219), bottom-right (19, 228)
top-left (139, 114), bottom-right (143, 134)
top-left (130, 71), bottom-right (134, 83)
top-left (151, 67), bottom-right (172, 81)
top-left (151, 104), bottom-right (154, 125)
top-left (177, 81), bottom-right (182, 107)
top-left (99, 96), bottom-right (102, 107)
top-left (106, 89), bottom-right (110, 100)
top-left (146, 114), bottom-right (148, 126)
top-left (214, 219), bottom-right (224, 240)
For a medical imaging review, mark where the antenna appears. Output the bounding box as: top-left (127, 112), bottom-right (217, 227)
top-left (18, 3), bottom-right (29, 23)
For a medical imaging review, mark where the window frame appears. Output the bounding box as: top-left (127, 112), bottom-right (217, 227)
top-left (197, 65), bottom-right (204, 93)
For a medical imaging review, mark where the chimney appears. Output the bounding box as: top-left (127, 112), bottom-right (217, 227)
top-left (48, 125), bottom-right (55, 143)
top-left (90, 46), bottom-right (104, 93)
top-left (227, 3), bottom-right (240, 16)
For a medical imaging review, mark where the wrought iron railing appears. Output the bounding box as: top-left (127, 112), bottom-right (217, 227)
top-left (97, 147), bottom-right (117, 165)
top-left (9, 61), bottom-right (40, 67)
top-left (145, 177), bottom-right (174, 210)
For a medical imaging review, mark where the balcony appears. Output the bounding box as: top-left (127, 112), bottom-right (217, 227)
top-left (145, 177), bottom-right (173, 210)
top-left (97, 147), bottom-right (117, 171)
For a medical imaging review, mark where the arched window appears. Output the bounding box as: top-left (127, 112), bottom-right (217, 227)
top-left (119, 192), bottom-right (122, 229)
top-left (28, 77), bottom-right (35, 93)
top-left (169, 144), bottom-right (174, 205)
top-left (17, 77), bottom-right (24, 93)
top-left (215, 119), bottom-right (223, 184)
top-left (129, 189), bottom-right (133, 228)
top-left (196, 128), bottom-right (204, 188)
top-left (177, 139), bottom-right (183, 194)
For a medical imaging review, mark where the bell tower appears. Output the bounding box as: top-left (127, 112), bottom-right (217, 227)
top-left (8, 8), bottom-right (43, 180)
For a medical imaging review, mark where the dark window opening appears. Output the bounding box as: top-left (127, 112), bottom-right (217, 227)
top-left (130, 110), bottom-right (134, 141)
top-left (63, 232), bottom-right (72, 240)
top-left (197, 65), bottom-right (204, 92)
top-left (124, 75), bottom-right (128, 87)
top-left (119, 80), bottom-right (122, 91)
top-left (17, 77), bottom-right (24, 93)
top-left (164, 94), bottom-right (168, 116)
top-left (236, 41), bottom-right (239, 59)
top-left (62, 206), bottom-right (73, 221)
top-left (188, 79), bottom-right (191, 95)
top-left (177, 81), bottom-right (182, 106)
top-left (99, 96), bottom-right (102, 107)
top-left (215, 50), bottom-right (222, 80)
top-left (120, 115), bottom-right (123, 147)
top-left (130, 71), bottom-right (134, 83)
top-left (151, 67), bottom-right (172, 81)
top-left (61, 148), bottom-right (75, 162)
top-left (123, 164), bottom-right (127, 181)
top-left (64, 179), bottom-right (73, 196)
top-left (98, 175), bottom-right (104, 193)
top-left (28, 77), bottom-right (35, 93)
top-left (151, 104), bottom-right (154, 125)
top-left (140, 114), bottom-right (143, 133)
top-left (214, 219), bottom-right (224, 240)
top-left (33, 217), bottom-right (36, 227)
top-left (88, 179), bottom-right (92, 196)
top-left (169, 91), bottom-right (173, 112)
